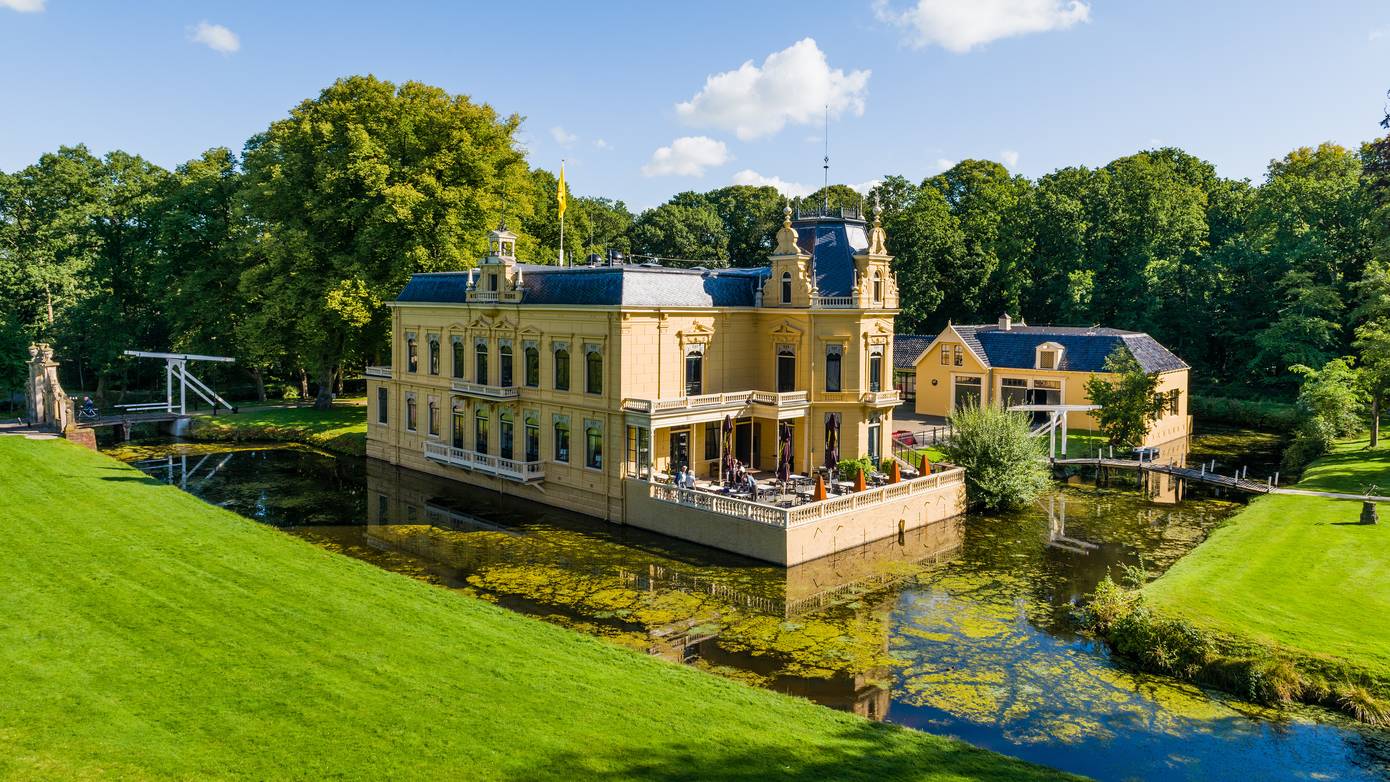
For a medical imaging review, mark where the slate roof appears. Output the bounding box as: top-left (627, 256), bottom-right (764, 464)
top-left (893, 335), bottom-right (934, 371)
top-left (396, 264), bottom-right (770, 308)
top-left (793, 215), bottom-right (869, 298)
top-left (901, 324), bottom-right (1188, 374)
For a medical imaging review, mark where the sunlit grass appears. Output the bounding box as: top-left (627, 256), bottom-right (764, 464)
top-left (0, 437), bottom-right (1074, 781)
top-left (189, 402), bottom-right (367, 455)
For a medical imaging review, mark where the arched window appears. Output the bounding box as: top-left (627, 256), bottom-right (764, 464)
top-left (499, 344), bottom-right (514, 387)
top-left (685, 348), bottom-right (703, 396)
top-left (499, 410), bottom-right (514, 460)
top-left (524, 412), bottom-right (540, 462)
top-left (376, 387), bottom-right (389, 424)
top-left (554, 348), bottom-right (570, 391)
top-left (554, 417), bottom-right (570, 462)
top-left (451, 402), bottom-right (466, 448)
top-left (872, 271), bottom-right (883, 303)
top-left (475, 341), bottom-right (489, 385)
top-left (474, 407), bottom-right (489, 453)
top-left (586, 348), bottom-right (603, 395)
top-left (777, 346), bottom-right (796, 393)
top-left (407, 336), bottom-right (418, 373)
top-left (824, 345), bottom-right (842, 393)
top-left (869, 348), bottom-right (884, 393)
top-left (406, 395), bottom-right (417, 431)
top-left (524, 345), bottom-right (540, 387)
top-left (585, 421), bottom-right (603, 469)
top-left (781, 272), bottom-right (792, 304)
top-left (428, 338), bottom-right (440, 375)
top-left (452, 339), bottom-right (465, 379)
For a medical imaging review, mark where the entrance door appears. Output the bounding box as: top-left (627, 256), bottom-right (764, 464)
top-left (669, 430), bottom-right (690, 475)
top-left (734, 419), bottom-right (753, 468)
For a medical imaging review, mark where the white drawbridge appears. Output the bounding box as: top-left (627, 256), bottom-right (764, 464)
top-left (1007, 403), bottom-right (1100, 459)
top-left (117, 351), bottom-right (236, 415)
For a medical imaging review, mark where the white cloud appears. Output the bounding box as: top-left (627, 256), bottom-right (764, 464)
top-left (848, 179), bottom-right (882, 194)
top-left (932, 158), bottom-right (956, 172)
top-left (676, 38), bottom-right (871, 141)
top-left (731, 169), bottom-right (814, 198)
top-left (641, 136), bottom-right (730, 177)
top-left (1000, 149), bottom-right (1020, 168)
top-left (190, 21), bottom-right (240, 53)
top-left (0, 0), bottom-right (44, 11)
top-left (1371, 27), bottom-right (1388, 41)
top-left (594, 138), bottom-right (611, 150)
top-left (550, 126), bottom-right (578, 146)
top-left (875, 0), bottom-right (1090, 53)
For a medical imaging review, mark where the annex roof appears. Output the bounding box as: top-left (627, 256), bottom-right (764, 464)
top-left (901, 324), bottom-right (1188, 374)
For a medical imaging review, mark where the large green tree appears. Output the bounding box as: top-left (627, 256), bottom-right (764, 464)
top-left (1085, 348), bottom-right (1168, 448)
top-left (239, 75), bottom-right (525, 408)
top-left (629, 200), bottom-right (729, 264)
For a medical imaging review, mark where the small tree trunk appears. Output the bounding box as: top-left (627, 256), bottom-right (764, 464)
top-left (313, 365), bottom-right (334, 410)
top-left (1373, 392), bottom-right (1382, 449)
top-left (333, 366), bottom-right (343, 397)
top-left (250, 367), bottom-right (267, 403)
top-left (297, 368), bottom-right (309, 401)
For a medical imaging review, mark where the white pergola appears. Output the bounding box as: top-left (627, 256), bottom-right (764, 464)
top-left (119, 351), bottom-right (236, 415)
top-left (1006, 403), bottom-right (1100, 459)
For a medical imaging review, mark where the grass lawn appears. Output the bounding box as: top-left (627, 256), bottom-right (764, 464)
top-left (0, 436), bottom-right (1072, 781)
top-left (1145, 437), bottom-right (1390, 682)
top-left (189, 401), bottom-right (367, 456)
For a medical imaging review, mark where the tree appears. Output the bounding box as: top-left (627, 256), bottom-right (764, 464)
top-left (629, 201), bottom-right (729, 264)
top-left (704, 185), bottom-right (783, 266)
top-left (941, 404), bottom-right (1050, 511)
top-left (239, 75), bottom-right (525, 408)
top-left (926, 160), bottom-right (1033, 324)
top-left (1289, 357), bottom-right (1364, 438)
top-left (881, 184), bottom-right (962, 333)
top-left (1085, 348), bottom-right (1167, 448)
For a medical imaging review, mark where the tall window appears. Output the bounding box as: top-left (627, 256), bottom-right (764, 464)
top-left (777, 347), bottom-right (796, 393)
top-left (407, 336), bottom-right (418, 373)
top-left (499, 410), bottom-right (514, 460)
top-left (867, 417), bottom-right (881, 463)
top-left (585, 349), bottom-right (603, 395)
top-left (940, 345), bottom-right (950, 365)
top-left (452, 339), bottom-right (465, 379)
top-left (825, 345), bottom-right (842, 392)
top-left (488, 272), bottom-right (499, 291)
top-left (704, 422), bottom-right (719, 460)
top-left (474, 408), bottom-right (489, 453)
top-left (524, 345), bottom-right (540, 387)
top-left (500, 344), bottom-right (514, 387)
top-left (452, 404), bottom-right (465, 448)
top-left (869, 349), bottom-right (883, 393)
top-left (554, 419), bottom-right (570, 462)
top-left (524, 414), bottom-right (540, 462)
top-left (376, 387), bottom-right (388, 424)
top-left (406, 396), bottom-right (417, 431)
top-left (953, 345), bottom-right (963, 367)
top-left (427, 399), bottom-right (439, 436)
top-left (627, 426), bottom-right (650, 480)
top-left (554, 348), bottom-right (570, 391)
top-left (872, 271), bottom-right (883, 303)
top-left (585, 421), bottom-right (603, 469)
top-left (781, 272), bottom-right (792, 304)
top-left (428, 338), bottom-right (440, 375)
top-left (475, 341), bottom-right (489, 385)
top-left (685, 349), bottom-right (703, 396)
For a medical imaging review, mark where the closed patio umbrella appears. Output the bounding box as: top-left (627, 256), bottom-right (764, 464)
top-left (823, 413), bottom-right (839, 472)
top-left (776, 422), bottom-right (791, 483)
top-left (721, 415), bottom-right (735, 480)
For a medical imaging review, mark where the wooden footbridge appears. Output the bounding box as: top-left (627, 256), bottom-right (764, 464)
top-left (72, 351), bottom-right (236, 440)
top-left (1051, 455), bottom-right (1278, 495)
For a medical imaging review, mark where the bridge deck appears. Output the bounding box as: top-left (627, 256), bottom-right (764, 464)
top-left (75, 412), bottom-right (188, 429)
top-left (1051, 456), bottom-right (1274, 494)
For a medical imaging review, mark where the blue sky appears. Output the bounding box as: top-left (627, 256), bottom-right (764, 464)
top-left (2, 0), bottom-right (1388, 209)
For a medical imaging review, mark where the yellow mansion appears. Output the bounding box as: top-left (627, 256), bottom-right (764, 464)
top-left (366, 205), bottom-right (966, 565)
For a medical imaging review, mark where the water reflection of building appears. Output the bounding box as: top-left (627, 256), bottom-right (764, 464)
top-left (364, 459), bottom-right (963, 721)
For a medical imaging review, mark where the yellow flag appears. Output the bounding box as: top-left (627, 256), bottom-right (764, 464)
top-left (557, 162), bottom-right (567, 220)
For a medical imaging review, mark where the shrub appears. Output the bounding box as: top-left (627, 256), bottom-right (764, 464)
top-left (941, 404), bottom-right (1050, 511)
top-left (1281, 416), bottom-right (1335, 472)
top-left (1337, 683), bottom-right (1390, 726)
top-left (836, 456), bottom-right (874, 482)
top-left (1290, 358), bottom-right (1365, 438)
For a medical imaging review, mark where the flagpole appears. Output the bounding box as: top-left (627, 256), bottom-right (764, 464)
top-left (558, 159), bottom-right (565, 267)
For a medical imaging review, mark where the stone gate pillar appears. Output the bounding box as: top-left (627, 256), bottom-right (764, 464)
top-left (25, 343), bottom-right (70, 432)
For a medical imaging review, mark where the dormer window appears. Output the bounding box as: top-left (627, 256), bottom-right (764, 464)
top-left (781, 272), bottom-right (792, 304)
top-left (872, 271), bottom-right (883, 303)
top-left (1036, 342), bottom-right (1063, 370)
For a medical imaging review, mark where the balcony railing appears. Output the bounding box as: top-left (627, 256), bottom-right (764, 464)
top-left (647, 466), bottom-right (964, 528)
top-left (621, 390), bottom-right (809, 415)
top-left (365, 365), bottom-right (392, 378)
top-left (451, 379), bottom-right (520, 400)
top-left (468, 291), bottom-right (500, 303)
top-left (860, 389), bottom-right (902, 406)
top-left (424, 441), bottom-right (544, 483)
top-left (812, 295), bottom-right (858, 308)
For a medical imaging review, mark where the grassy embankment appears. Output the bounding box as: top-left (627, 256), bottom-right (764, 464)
top-left (1088, 437), bottom-right (1390, 724)
top-left (188, 400), bottom-right (368, 456)
top-left (0, 436), bottom-right (1074, 781)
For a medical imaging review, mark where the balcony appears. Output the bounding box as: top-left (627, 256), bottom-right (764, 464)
top-left (811, 295), bottom-right (858, 309)
top-left (451, 379), bottom-right (520, 400)
top-left (860, 389), bottom-right (902, 407)
top-left (365, 365), bottom-right (392, 379)
top-left (621, 390), bottom-right (810, 417)
top-left (423, 441), bottom-right (544, 483)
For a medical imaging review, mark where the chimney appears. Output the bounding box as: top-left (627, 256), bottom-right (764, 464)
top-left (998, 312), bottom-right (1012, 331)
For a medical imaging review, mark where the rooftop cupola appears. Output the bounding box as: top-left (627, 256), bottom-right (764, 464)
top-left (998, 313), bottom-right (1012, 330)
top-left (485, 222), bottom-right (518, 265)
top-left (469, 220), bottom-right (525, 303)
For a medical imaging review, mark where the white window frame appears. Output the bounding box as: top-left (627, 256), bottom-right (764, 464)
top-left (949, 374), bottom-right (985, 413)
top-left (1035, 342), bottom-right (1064, 371)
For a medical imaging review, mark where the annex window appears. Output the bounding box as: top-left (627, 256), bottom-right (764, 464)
top-left (524, 344), bottom-right (540, 388)
top-left (499, 343), bottom-right (514, 388)
top-left (474, 340), bottom-right (489, 385)
top-left (1036, 343), bottom-right (1063, 371)
top-left (428, 338), bottom-right (440, 375)
top-left (869, 348), bottom-right (884, 393)
top-left (452, 338), bottom-right (465, 379)
top-left (524, 412), bottom-right (540, 462)
top-left (781, 272), bottom-right (792, 304)
top-left (554, 347), bottom-right (571, 391)
top-left (554, 417), bottom-right (570, 462)
top-left (585, 348), bottom-right (603, 395)
top-left (777, 346), bottom-right (796, 393)
top-left (953, 345), bottom-right (963, 367)
top-left (825, 345), bottom-right (843, 393)
top-left (427, 399), bottom-right (439, 436)
top-left (499, 410), bottom-right (514, 461)
top-left (406, 395), bottom-right (417, 431)
top-left (407, 334), bottom-right (419, 373)
top-left (940, 344), bottom-right (950, 365)
top-left (376, 387), bottom-right (388, 424)
top-left (474, 407), bottom-right (489, 454)
top-left (685, 348), bottom-right (704, 396)
top-left (952, 376), bottom-right (982, 411)
top-left (585, 420), bottom-right (603, 470)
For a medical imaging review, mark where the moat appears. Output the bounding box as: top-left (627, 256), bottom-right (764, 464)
top-left (112, 433), bottom-right (1390, 782)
